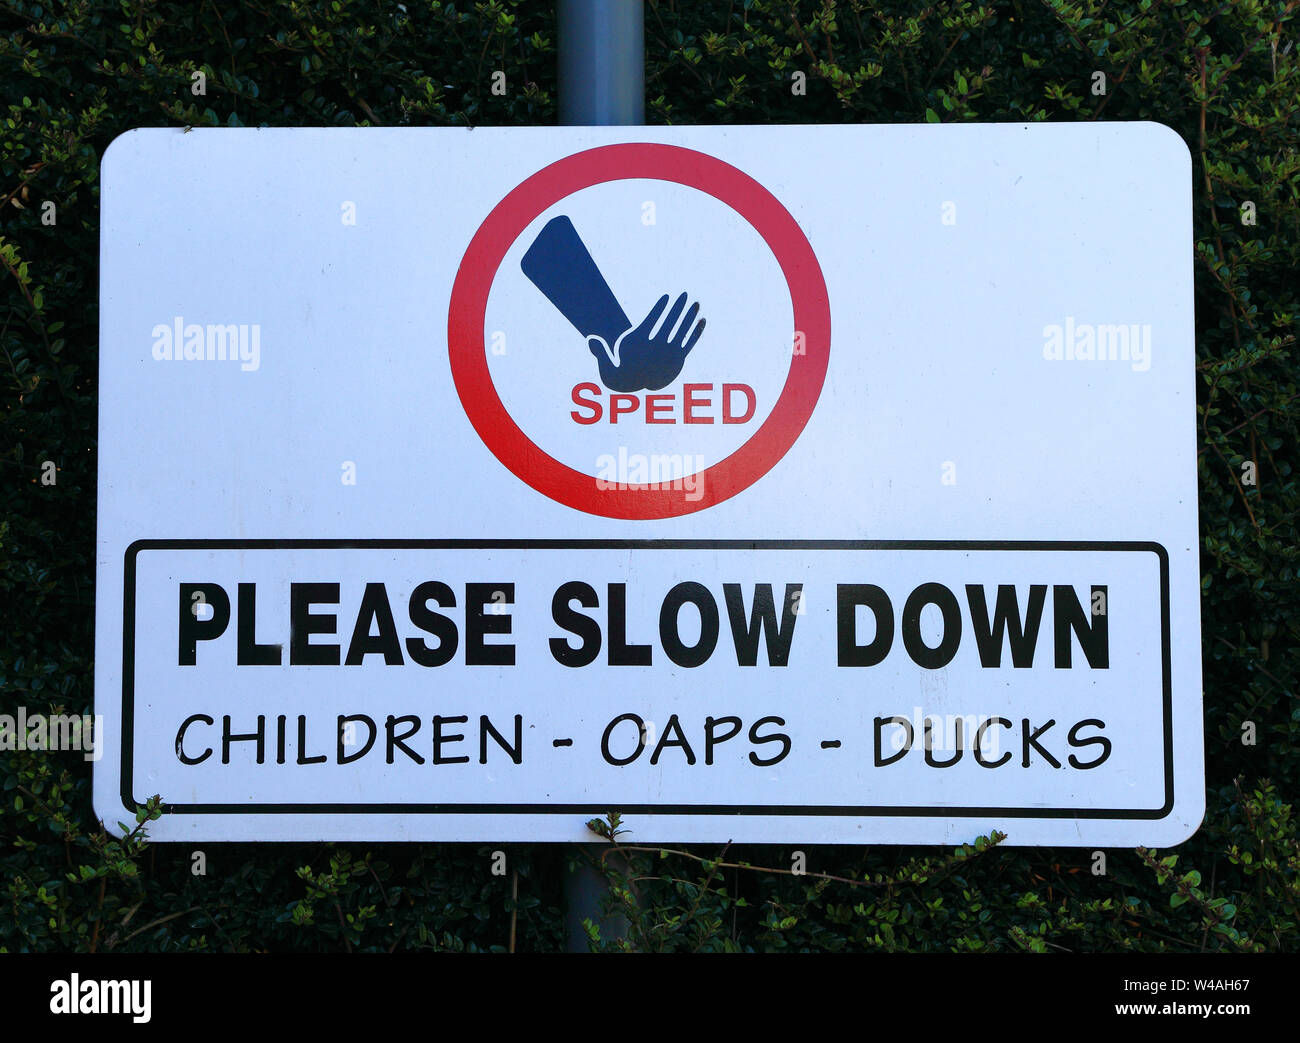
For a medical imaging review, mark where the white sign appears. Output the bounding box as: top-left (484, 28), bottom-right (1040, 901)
top-left (96, 124), bottom-right (1202, 844)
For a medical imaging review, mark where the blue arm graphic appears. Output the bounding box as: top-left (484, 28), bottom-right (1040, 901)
top-left (520, 216), bottom-right (631, 350)
top-left (521, 215), bottom-right (706, 392)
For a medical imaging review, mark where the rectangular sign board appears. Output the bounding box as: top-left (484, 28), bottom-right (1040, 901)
top-left (97, 124), bottom-right (1202, 844)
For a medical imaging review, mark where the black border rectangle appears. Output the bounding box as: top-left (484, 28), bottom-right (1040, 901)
top-left (121, 539), bottom-right (1173, 819)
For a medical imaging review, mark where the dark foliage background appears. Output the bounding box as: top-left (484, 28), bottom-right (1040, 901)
top-left (1, 0), bottom-right (1295, 952)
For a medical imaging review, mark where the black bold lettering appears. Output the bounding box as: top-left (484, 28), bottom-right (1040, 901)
top-left (406, 581), bottom-right (458, 667)
top-left (902, 583), bottom-right (961, 669)
top-left (236, 583), bottom-right (282, 665)
top-left (1054, 585), bottom-right (1109, 668)
top-left (607, 584), bottom-right (652, 665)
top-left (838, 584), bottom-right (894, 666)
top-left (345, 582), bottom-right (404, 665)
top-left (965, 584), bottom-right (1047, 668)
top-left (179, 583), bottom-right (230, 665)
top-left (659, 582), bottom-right (719, 668)
top-left (724, 583), bottom-right (800, 666)
top-left (291, 583), bottom-right (340, 665)
top-left (466, 583), bottom-right (515, 666)
top-left (550, 582), bottom-right (601, 667)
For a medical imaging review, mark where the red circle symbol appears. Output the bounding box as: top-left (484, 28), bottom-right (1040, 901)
top-left (447, 143), bottom-right (830, 519)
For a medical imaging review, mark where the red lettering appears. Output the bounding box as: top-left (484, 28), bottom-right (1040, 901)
top-left (722, 383), bottom-right (756, 424)
top-left (570, 383), bottom-right (602, 425)
top-left (684, 383), bottom-right (713, 424)
top-left (610, 394), bottom-right (639, 422)
top-left (645, 394), bottom-right (673, 424)
top-left (569, 384), bottom-right (756, 425)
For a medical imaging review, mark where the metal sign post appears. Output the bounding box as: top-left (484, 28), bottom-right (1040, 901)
top-left (556, 0), bottom-right (644, 951)
top-left (558, 0), bottom-right (644, 126)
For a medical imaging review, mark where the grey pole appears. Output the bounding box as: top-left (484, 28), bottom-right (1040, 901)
top-left (556, 0), bottom-right (643, 952)
top-left (558, 0), bottom-right (645, 126)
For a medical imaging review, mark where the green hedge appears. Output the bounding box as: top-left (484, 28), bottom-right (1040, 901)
top-left (1, 0), bottom-right (1296, 952)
